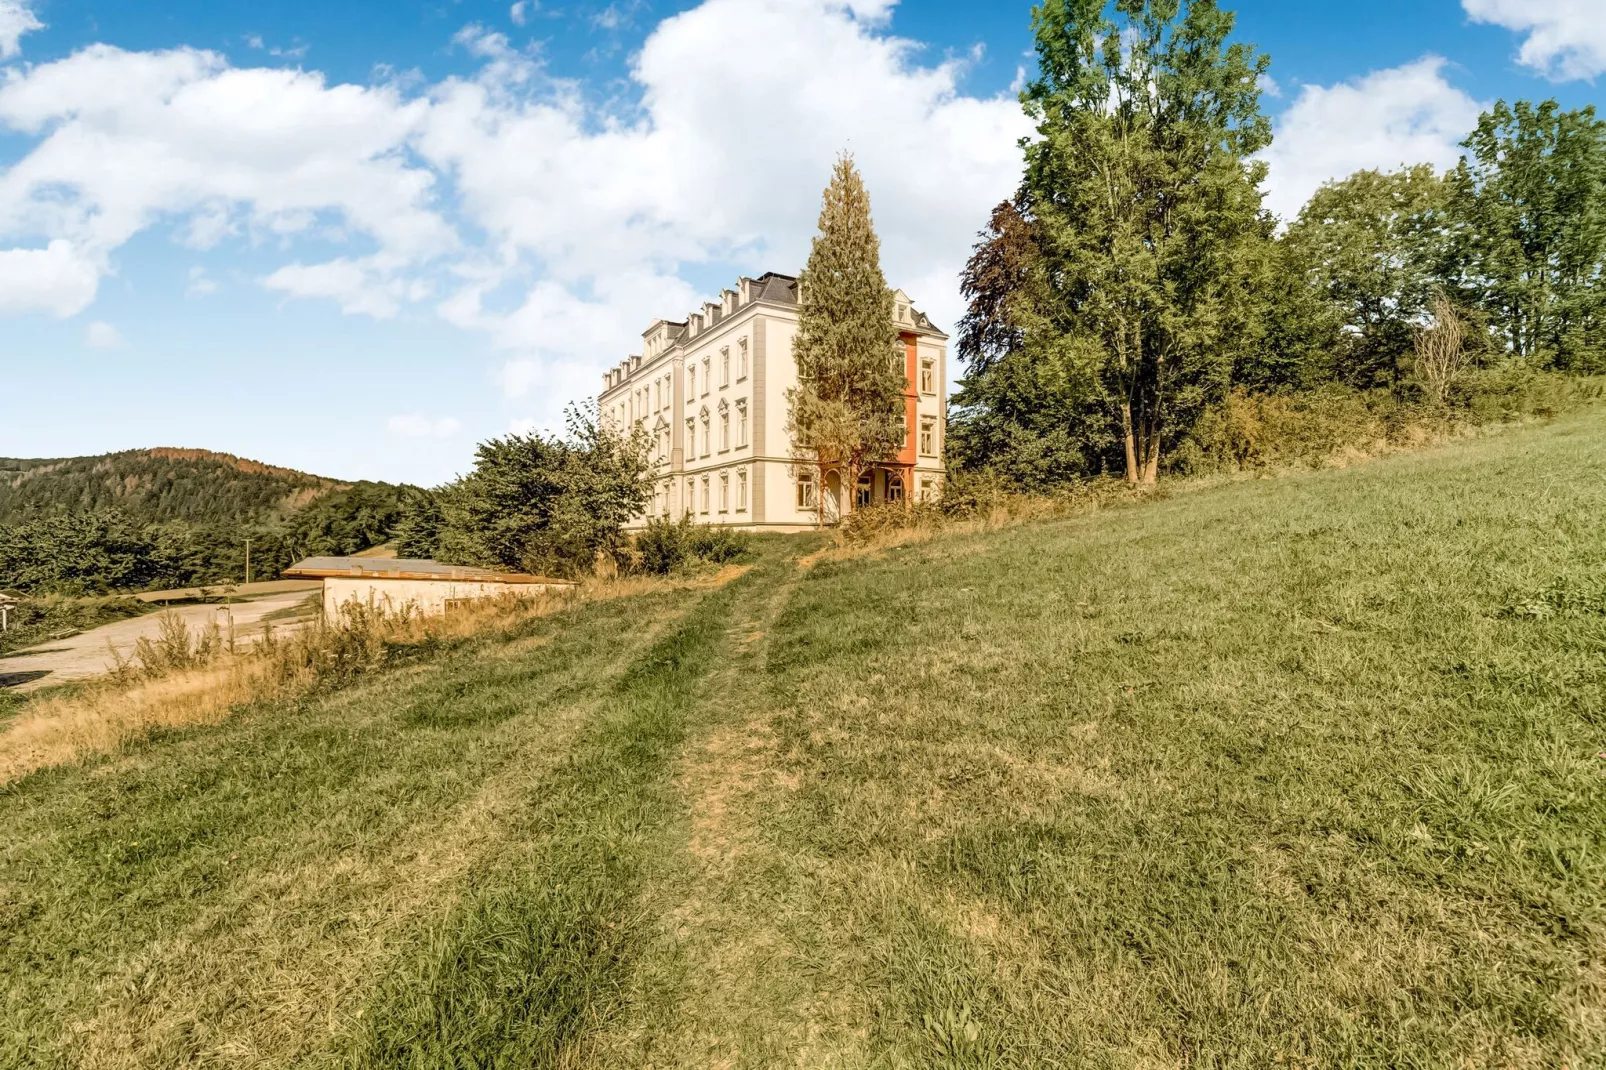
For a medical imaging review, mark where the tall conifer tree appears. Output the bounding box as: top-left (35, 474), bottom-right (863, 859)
top-left (787, 154), bottom-right (904, 523)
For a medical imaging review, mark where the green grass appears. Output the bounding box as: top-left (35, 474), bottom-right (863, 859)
top-left (3, 411), bottom-right (1605, 1067)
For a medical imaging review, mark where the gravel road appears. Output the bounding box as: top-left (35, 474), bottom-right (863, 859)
top-left (0, 590), bottom-right (317, 692)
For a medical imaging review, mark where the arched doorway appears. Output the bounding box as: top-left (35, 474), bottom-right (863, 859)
top-left (887, 475), bottom-right (905, 503)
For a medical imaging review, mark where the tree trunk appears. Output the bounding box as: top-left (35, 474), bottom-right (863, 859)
top-left (1121, 399), bottom-right (1139, 485)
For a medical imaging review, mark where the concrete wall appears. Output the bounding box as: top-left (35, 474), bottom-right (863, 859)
top-left (322, 577), bottom-right (565, 620)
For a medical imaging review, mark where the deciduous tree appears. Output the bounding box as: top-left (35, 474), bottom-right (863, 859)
top-left (1023, 0), bottom-right (1273, 484)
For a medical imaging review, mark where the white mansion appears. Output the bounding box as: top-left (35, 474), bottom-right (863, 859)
top-left (600, 272), bottom-right (949, 531)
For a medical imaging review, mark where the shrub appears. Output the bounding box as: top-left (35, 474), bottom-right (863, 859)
top-left (634, 515), bottom-right (693, 575)
top-left (685, 525), bottom-right (750, 565)
top-left (631, 515), bottom-right (750, 575)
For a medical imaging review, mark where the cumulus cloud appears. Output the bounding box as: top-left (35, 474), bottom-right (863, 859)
top-left (0, 0), bottom-right (42, 60)
top-left (387, 414), bottom-right (462, 439)
top-left (0, 240), bottom-right (100, 315)
top-left (0, 0), bottom-right (1028, 432)
top-left (263, 255), bottom-right (431, 318)
top-left (420, 0), bottom-right (1029, 397)
top-left (1464, 0), bottom-right (1606, 81)
top-left (84, 320), bottom-right (123, 348)
top-left (509, 1), bottom-right (533, 26)
top-left (0, 44), bottom-right (452, 308)
top-left (1259, 57), bottom-right (1483, 222)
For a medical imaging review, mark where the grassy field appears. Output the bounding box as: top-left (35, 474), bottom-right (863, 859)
top-left (2, 411), bottom-right (1603, 1067)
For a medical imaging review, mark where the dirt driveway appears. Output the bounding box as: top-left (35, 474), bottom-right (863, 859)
top-left (0, 589), bottom-right (318, 692)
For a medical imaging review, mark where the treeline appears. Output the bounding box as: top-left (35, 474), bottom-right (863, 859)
top-left (0, 449), bottom-right (337, 526)
top-left (950, 1), bottom-right (1606, 486)
top-left (0, 483), bottom-right (421, 595)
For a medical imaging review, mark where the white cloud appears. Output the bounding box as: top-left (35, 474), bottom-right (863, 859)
top-left (0, 0), bottom-right (42, 60)
top-left (263, 255), bottom-right (431, 319)
top-left (1463, 0), bottom-right (1606, 81)
top-left (0, 44), bottom-right (453, 292)
top-left (185, 265), bottom-right (217, 297)
top-left (84, 320), bottom-right (123, 348)
top-left (387, 414), bottom-right (462, 438)
top-left (419, 0), bottom-right (1029, 401)
top-left (510, 1), bottom-right (533, 26)
top-left (0, 0), bottom-right (1030, 431)
top-left (1259, 57), bottom-right (1483, 222)
top-left (0, 240), bottom-right (100, 315)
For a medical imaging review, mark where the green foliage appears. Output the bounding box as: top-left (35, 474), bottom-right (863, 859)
top-left (0, 511), bottom-right (159, 594)
top-left (434, 405), bottom-right (654, 579)
top-left (1022, 0), bottom-right (1273, 484)
top-left (0, 449), bottom-right (336, 527)
top-left (787, 154), bottom-right (905, 514)
top-left (394, 490), bottom-right (445, 560)
top-left (950, 199), bottom-right (1117, 484)
top-left (1447, 100), bottom-right (1606, 372)
top-left (0, 474), bottom-right (419, 595)
top-left (1282, 165), bottom-right (1451, 388)
top-left (631, 514), bottom-right (752, 576)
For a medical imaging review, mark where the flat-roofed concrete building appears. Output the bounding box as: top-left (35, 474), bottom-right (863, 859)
top-left (600, 272), bottom-right (948, 531)
top-left (284, 557), bottom-right (572, 618)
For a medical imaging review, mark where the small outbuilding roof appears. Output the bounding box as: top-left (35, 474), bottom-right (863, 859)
top-left (283, 557), bottom-right (571, 585)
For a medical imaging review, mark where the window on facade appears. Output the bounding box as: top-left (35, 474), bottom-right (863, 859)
top-left (919, 477), bottom-right (935, 502)
top-left (700, 412), bottom-right (710, 457)
top-left (719, 471), bottom-right (729, 512)
top-left (686, 418), bottom-right (695, 457)
top-left (685, 478), bottom-right (695, 514)
top-left (888, 475), bottom-right (905, 503)
top-left (737, 468), bottom-right (748, 511)
top-left (721, 347), bottom-right (730, 387)
top-left (688, 365), bottom-right (696, 398)
top-left (738, 338), bottom-right (749, 380)
top-left (920, 416), bottom-right (936, 455)
top-left (701, 356), bottom-right (710, 394)
top-left (736, 400), bottom-right (748, 448)
top-left (700, 476), bottom-right (710, 514)
top-left (855, 472), bottom-right (874, 509)
top-left (719, 406), bottom-right (730, 451)
top-left (796, 470), bottom-right (817, 509)
top-left (921, 359), bottom-right (935, 394)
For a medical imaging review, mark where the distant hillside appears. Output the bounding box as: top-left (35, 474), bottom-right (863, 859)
top-left (0, 449), bottom-right (344, 527)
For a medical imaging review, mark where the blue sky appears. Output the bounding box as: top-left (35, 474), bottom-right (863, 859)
top-left (1, 0), bottom-right (1601, 485)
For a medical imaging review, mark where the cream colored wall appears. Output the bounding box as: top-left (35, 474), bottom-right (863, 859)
top-left (322, 577), bottom-right (562, 619)
top-left (606, 284), bottom-right (948, 532)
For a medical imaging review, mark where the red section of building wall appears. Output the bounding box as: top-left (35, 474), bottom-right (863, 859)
top-left (897, 332), bottom-right (919, 468)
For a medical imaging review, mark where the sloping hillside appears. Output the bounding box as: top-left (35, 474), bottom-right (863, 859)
top-left (2, 411), bottom-right (1603, 1066)
top-left (0, 449), bottom-right (342, 526)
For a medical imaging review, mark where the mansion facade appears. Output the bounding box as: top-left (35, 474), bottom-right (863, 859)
top-left (600, 272), bottom-right (948, 531)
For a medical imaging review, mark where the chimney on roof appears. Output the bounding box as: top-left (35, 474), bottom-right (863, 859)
top-left (721, 288), bottom-right (736, 315)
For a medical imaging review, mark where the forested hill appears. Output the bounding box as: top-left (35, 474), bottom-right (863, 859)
top-left (0, 449), bottom-right (343, 527)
